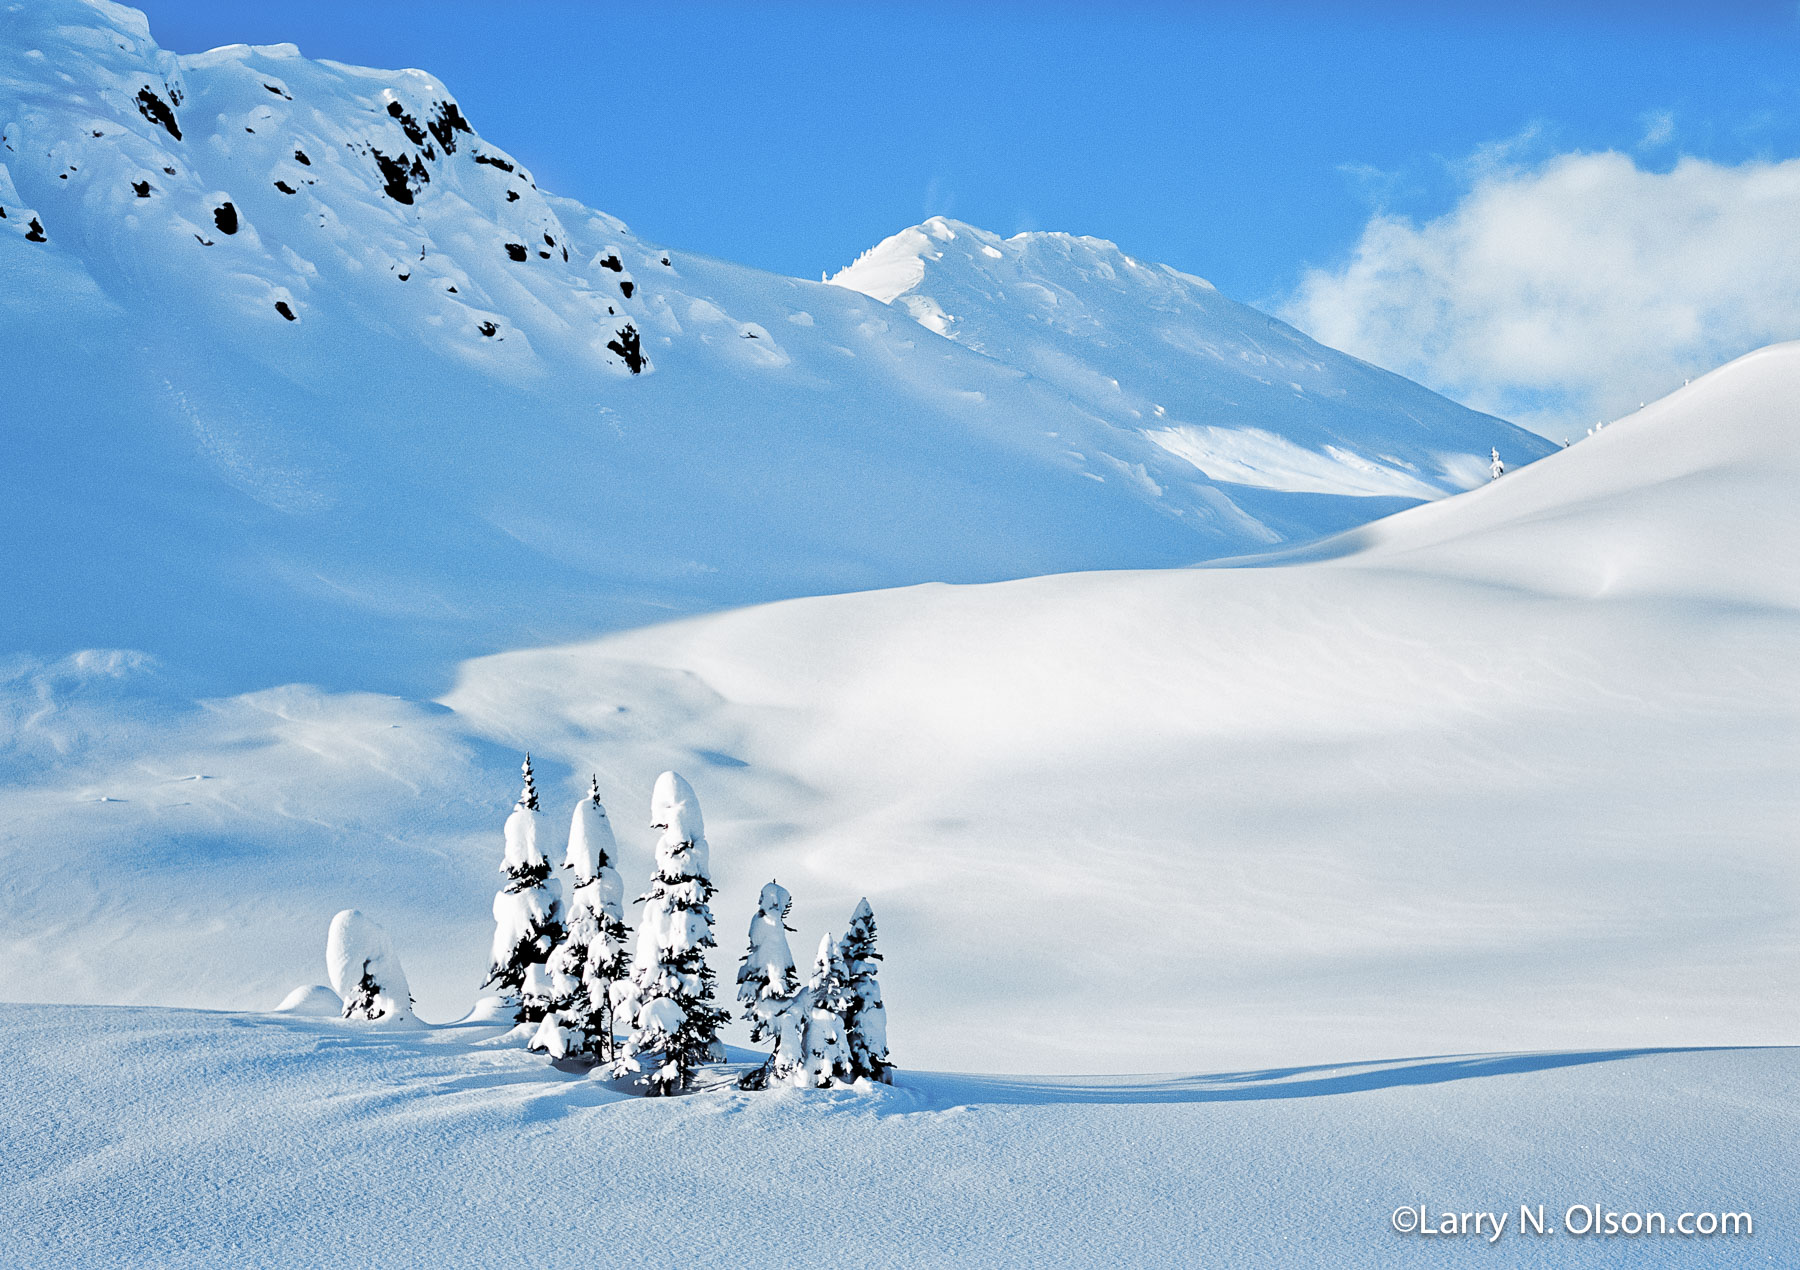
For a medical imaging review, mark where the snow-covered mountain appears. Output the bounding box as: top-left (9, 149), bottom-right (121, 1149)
top-left (832, 217), bottom-right (1514, 500)
top-left (0, 0), bottom-right (1550, 696)
top-left (5, 335), bottom-right (1792, 1071)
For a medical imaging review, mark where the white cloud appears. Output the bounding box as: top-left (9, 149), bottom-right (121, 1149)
top-left (1638, 109), bottom-right (1675, 149)
top-left (1281, 150), bottom-right (1800, 438)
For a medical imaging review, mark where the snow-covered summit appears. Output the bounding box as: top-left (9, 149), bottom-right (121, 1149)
top-left (831, 216), bottom-right (1554, 500)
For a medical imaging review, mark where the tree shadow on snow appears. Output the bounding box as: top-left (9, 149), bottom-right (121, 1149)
top-left (909, 1047), bottom-right (1764, 1108)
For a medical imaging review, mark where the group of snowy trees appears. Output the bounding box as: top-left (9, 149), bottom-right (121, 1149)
top-left (483, 756), bottom-right (891, 1096)
top-left (736, 883), bottom-right (891, 1090)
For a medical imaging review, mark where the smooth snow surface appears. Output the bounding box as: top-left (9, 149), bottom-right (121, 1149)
top-left (2, 1004), bottom-right (1795, 1268)
top-left (0, 1), bottom-right (1546, 698)
top-left (3, 342), bottom-right (1794, 1073)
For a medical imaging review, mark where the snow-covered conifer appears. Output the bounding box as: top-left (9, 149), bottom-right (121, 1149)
top-left (530, 776), bottom-right (631, 1061)
top-left (325, 909), bottom-right (413, 1021)
top-left (796, 933), bottom-right (851, 1088)
top-left (1489, 447), bottom-right (1505, 480)
top-left (837, 898), bottom-right (893, 1083)
top-left (614, 771), bottom-right (729, 1095)
top-left (735, 880), bottom-right (806, 1090)
top-left (485, 755), bottom-right (564, 1025)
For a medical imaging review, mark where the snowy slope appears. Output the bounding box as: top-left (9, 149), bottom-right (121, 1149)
top-left (832, 217), bottom-right (1544, 500)
top-left (3, 343), bottom-right (1792, 1073)
top-left (4, 1004), bottom-right (1795, 1268)
top-left (0, 0), bottom-right (1548, 697)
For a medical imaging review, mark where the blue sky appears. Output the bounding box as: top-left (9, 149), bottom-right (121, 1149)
top-left (132, 2), bottom-right (1800, 299)
top-left (136, 2), bottom-right (1800, 432)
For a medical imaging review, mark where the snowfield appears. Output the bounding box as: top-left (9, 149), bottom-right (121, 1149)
top-left (3, 337), bottom-right (1795, 1077)
top-left (3, 1004), bottom-right (1794, 1268)
top-left (1, 2), bottom-right (1795, 1264)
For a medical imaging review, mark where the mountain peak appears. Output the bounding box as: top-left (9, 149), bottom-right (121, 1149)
top-left (830, 215), bottom-right (1552, 500)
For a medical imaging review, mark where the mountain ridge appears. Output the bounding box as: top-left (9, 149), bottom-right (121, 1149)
top-left (3, 0), bottom-right (1549, 695)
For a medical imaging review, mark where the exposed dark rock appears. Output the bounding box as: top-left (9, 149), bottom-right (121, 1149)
top-left (505, 242), bottom-right (527, 262)
top-left (134, 87), bottom-right (181, 141)
top-left (598, 254), bottom-right (622, 273)
top-left (273, 180), bottom-right (296, 194)
top-left (477, 321), bottom-right (498, 337)
top-left (193, 233), bottom-right (212, 246)
top-left (426, 100), bottom-right (471, 153)
top-left (274, 300), bottom-right (296, 320)
top-left (25, 216), bottom-right (46, 242)
top-left (618, 280), bottom-right (634, 298)
top-left (213, 202), bottom-right (238, 234)
top-left (505, 189), bottom-right (518, 202)
top-left (263, 83), bottom-right (290, 100)
top-left (661, 256), bottom-right (671, 266)
top-left (131, 180), bottom-right (151, 197)
top-left (606, 323), bottom-right (644, 374)
top-left (473, 152), bottom-right (514, 173)
top-left (293, 149), bottom-right (311, 165)
top-left (368, 148), bottom-right (427, 204)
top-left (386, 101), bottom-right (427, 148)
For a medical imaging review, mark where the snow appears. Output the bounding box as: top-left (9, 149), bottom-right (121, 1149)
top-left (0, 0), bottom-right (1548, 706)
top-left (650, 768), bottom-right (706, 844)
top-left (272, 984), bottom-right (340, 1015)
top-left (0, 340), bottom-right (1791, 1072)
top-left (324, 908), bottom-right (413, 1021)
top-left (1, 1003), bottom-right (1794, 1267)
top-left (488, 886), bottom-right (559, 981)
top-left (501, 804), bottom-right (545, 871)
top-left (564, 785), bottom-right (617, 881)
top-left (830, 217), bottom-right (1552, 505)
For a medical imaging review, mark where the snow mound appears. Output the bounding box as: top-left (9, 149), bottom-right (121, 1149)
top-left (272, 984), bottom-right (341, 1016)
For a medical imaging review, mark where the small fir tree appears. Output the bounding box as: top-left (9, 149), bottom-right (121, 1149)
top-left (797, 933), bottom-right (852, 1088)
top-left (837, 898), bottom-right (893, 1083)
top-left (735, 880), bottom-right (806, 1090)
top-left (614, 771), bottom-right (729, 1095)
top-left (325, 909), bottom-right (413, 1021)
top-left (485, 755), bottom-right (565, 1024)
top-left (531, 777), bottom-right (631, 1061)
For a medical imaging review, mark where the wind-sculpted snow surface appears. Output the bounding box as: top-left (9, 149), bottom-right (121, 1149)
top-left (0, 1), bottom-right (1545, 697)
top-left (1, 343), bottom-right (1793, 1072)
top-left (1, 1004), bottom-right (1795, 1268)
